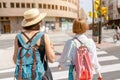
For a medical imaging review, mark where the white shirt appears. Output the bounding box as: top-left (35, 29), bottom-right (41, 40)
top-left (58, 34), bottom-right (101, 73)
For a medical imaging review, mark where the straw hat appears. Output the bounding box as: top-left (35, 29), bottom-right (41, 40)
top-left (21, 8), bottom-right (47, 27)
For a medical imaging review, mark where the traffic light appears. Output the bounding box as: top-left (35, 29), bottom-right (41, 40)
top-left (89, 12), bottom-right (93, 18)
top-left (105, 15), bottom-right (109, 20)
top-left (94, 12), bottom-right (98, 18)
top-left (101, 7), bottom-right (108, 15)
top-left (89, 12), bottom-right (98, 18)
top-left (94, 0), bottom-right (100, 11)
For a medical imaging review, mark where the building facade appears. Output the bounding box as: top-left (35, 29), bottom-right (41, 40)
top-left (100, 0), bottom-right (109, 24)
top-left (108, 0), bottom-right (120, 26)
top-left (0, 0), bottom-right (79, 33)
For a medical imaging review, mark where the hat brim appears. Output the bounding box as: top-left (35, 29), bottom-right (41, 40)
top-left (21, 13), bottom-right (47, 27)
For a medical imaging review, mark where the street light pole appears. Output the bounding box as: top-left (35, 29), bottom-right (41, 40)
top-left (92, 0), bottom-right (95, 36)
top-left (98, 0), bottom-right (102, 44)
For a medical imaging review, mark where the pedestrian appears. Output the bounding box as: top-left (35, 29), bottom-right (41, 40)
top-left (13, 8), bottom-right (55, 80)
top-left (40, 25), bottom-right (46, 32)
top-left (46, 26), bottom-right (49, 33)
top-left (58, 18), bottom-right (102, 80)
top-left (115, 25), bottom-right (120, 40)
top-left (111, 23), bottom-right (116, 29)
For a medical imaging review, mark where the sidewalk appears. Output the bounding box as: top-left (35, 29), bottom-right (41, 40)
top-left (95, 42), bottom-right (115, 49)
top-left (94, 29), bottom-right (118, 49)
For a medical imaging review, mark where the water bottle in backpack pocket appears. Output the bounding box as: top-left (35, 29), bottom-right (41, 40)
top-left (14, 32), bottom-right (45, 80)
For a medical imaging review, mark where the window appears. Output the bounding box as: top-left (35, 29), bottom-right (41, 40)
top-left (16, 3), bottom-right (20, 8)
top-left (55, 5), bottom-right (58, 10)
top-left (38, 4), bottom-right (42, 8)
top-left (21, 3), bottom-right (25, 8)
top-left (1, 17), bottom-right (4, 19)
top-left (5, 17), bottom-right (9, 20)
top-left (63, 6), bottom-right (66, 11)
top-left (60, 6), bottom-right (62, 10)
top-left (102, 1), bottom-right (105, 5)
top-left (3, 2), bottom-right (7, 8)
top-left (65, 7), bottom-right (67, 11)
top-left (48, 4), bottom-right (51, 9)
top-left (63, 6), bottom-right (65, 10)
top-left (27, 3), bottom-right (30, 8)
top-left (32, 3), bottom-right (36, 8)
top-left (10, 3), bottom-right (14, 8)
top-left (0, 3), bottom-right (1, 8)
top-left (52, 5), bottom-right (54, 9)
top-left (43, 4), bottom-right (46, 9)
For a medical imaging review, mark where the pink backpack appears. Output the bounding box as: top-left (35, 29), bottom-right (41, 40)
top-left (74, 37), bottom-right (93, 80)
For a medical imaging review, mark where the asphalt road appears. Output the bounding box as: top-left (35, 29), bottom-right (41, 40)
top-left (93, 46), bottom-right (120, 80)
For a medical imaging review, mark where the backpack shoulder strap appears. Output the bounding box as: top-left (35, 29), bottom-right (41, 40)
top-left (31, 32), bottom-right (44, 47)
top-left (74, 37), bottom-right (83, 45)
top-left (74, 37), bottom-right (89, 51)
top-left (21, 32), bottom-right (30, 41)
top-left (17, 33), bottom-right (27, 47)
top-left (21, 32), bottom-right (39, 44)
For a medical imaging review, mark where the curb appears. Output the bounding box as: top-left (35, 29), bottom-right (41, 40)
top-left (95, 42), bottom-right (116, 49)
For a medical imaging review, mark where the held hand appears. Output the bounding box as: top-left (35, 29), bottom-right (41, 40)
top-left (98, 77), bottom-right (103, 80)
top-left (98, 72), bottom-right (103, 80)
top-left (58, 65), bottom-right (62, 70)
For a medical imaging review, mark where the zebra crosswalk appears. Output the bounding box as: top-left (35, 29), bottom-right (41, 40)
top-left (0, 49), bottom-right (120, 80)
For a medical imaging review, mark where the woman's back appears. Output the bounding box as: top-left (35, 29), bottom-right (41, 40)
top-left (58, 18), bottom-right (102, 80)
top-left (20, 31), bottom-right (40, 44)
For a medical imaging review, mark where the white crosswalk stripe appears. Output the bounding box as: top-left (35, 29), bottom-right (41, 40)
top-left (0, 50), bottom-right (120, 80)
top-left (0, 78), bottom-right (14, 80)
top-left (101, 63), bottom-right (120, 73)
top-left (98, 56), bottom-right (119, 62)
top-left (0, 68), bottom-right (14, 74)
top-left (97, 51), bottom-right (107, 55)
top-left (52, 71), bottom-right (68, 80)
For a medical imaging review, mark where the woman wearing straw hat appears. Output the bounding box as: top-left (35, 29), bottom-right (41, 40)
top-left (13, 8), bottom-right (55, 80)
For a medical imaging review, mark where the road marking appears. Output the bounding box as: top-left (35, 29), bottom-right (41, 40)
top-left (52, 70), bottom-right (68, 80)
top-left (48, 62), bottom-right (59, 68)
top-left (0, 77), bottom-right (14, 80)
top-left (97, 51), bottom-right (108, 55)
top-left (0, 68), bottom-right (15, 73)
top-left (101, 63), bottom-right (120, 73)
top-left (98, 56), bottom-right (119, 62)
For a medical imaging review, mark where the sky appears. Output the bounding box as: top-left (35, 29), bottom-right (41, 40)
top-left (80, 0), bottom-right (92, 23)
